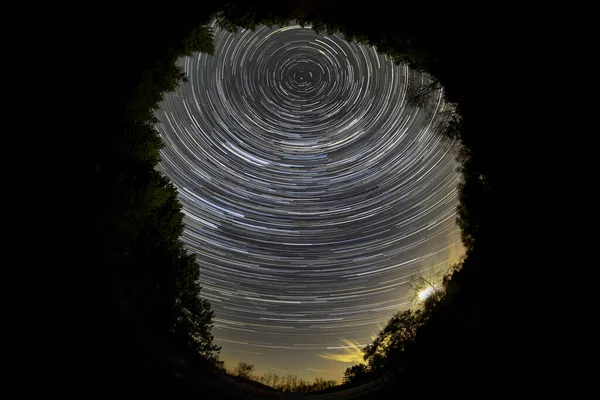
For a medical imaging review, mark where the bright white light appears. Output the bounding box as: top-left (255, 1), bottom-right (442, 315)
top-left (418, 286), bottom-right (436, 301)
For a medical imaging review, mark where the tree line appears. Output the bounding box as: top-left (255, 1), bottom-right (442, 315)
top-left (99, 16), bottom-right (223, 369)
top-left (230, 361), bottom-right (338, 393)
top-left (342, 267), bottom-right (459, 386)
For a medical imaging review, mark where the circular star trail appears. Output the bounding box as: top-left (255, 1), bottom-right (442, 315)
top-left (156, 23), bottom-right (462, 378)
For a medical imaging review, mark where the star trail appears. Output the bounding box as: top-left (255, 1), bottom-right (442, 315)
top-left (155, 23), bottom-right (463, 381)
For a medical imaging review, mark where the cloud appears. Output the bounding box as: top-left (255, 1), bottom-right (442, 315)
top-left (317, 339), bottom-right (365, 363)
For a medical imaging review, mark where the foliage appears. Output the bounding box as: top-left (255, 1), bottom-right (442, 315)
top-left (241, 370), bottom-right (338, 393)
top-left (102, 21), bottom-right (222, 370)
top-left (363, 309), bottom-right (424, 374)
top-left (342, 261), bottom-right (464, 385)
top-left (233, 362), bottom-right (255, 379)
top-left (180, 25), bottom-right (215, 56)
top-left (343, 363), bottom-right (369, 385)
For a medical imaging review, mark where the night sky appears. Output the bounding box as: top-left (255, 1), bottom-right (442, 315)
top-left (155, 23), bottom-right (463, 382)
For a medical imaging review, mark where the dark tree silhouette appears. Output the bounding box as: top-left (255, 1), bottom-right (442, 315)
top-left (343, 363), bottom-right (369, 385)
top-left (233, 362), bottom-right (255, 379)
top-left (101, 18), bottom-right (222, 372)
